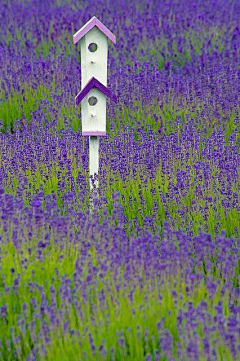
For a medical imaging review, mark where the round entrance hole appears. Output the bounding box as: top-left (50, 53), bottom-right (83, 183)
top-left (88, 96), bottom-right (98, 106)
top-left (88, 43), bottom-right (98, 52)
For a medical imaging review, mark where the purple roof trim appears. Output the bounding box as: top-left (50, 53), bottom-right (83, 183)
top-left (75, 77), bottom-right (118, 106)
top-left (82, 131), bottom-right (107, 136)
top-left (73, 16), bottom-right (116, 44)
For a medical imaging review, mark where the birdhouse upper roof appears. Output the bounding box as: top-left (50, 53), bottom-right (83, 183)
top-left (73, 16), bottom-right (116, 45)
top-left (75, 77), bottom-right (118, 106)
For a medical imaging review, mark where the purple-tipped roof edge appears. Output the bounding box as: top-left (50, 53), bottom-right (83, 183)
top-left (75, 77), bottom-right (118, 106)
top-left (73, 16), bottom-right (116, 44)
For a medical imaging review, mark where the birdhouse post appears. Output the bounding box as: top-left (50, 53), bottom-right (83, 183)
top-left (73, 16), bottom-right (117, 204)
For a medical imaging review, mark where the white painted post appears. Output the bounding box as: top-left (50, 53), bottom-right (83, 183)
top-left (89, 135), bottom-right (99, 211)
top-left (89, 135), bottom-right (99, 184)
top-left (73, 16), bottom-right (117, 210)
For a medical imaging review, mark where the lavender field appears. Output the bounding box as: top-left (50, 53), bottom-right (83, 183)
top-left (0, 0), bottom-right (240, 360)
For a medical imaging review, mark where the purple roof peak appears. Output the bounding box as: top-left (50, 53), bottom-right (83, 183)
top-left (73, 16), bottom-right (116, 45)
top-left (75, 77), bottom-right (118, 107)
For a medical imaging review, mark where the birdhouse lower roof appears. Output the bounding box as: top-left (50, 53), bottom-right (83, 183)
top-left (75, 77), bottom-right (118, 106)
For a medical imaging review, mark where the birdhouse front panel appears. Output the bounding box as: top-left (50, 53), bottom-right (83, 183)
top-left (81, 87), bottom-right (107, 136)
top-left (80, 27), bottom-right (108, 88)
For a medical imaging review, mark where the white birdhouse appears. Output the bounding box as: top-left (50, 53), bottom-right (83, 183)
top-left (73, 16), bottom-right (117, 136)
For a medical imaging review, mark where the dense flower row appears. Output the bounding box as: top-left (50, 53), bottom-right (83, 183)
top-left (0, 119), bottom-right (239, 237)
top-left (0, 0), bottom-right (239, 360)
top-left (0, 190), bottom-right (239, 360)
top-left (1, 40), bottom-right (239, 135)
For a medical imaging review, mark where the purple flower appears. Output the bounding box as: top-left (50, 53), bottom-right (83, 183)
top-left (1, 305), bottom-right (7, 318)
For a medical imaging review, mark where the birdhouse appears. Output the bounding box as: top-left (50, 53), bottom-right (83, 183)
top-left (73, 16), bottom-right (117, 136)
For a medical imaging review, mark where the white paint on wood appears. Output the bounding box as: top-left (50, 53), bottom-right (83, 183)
top-left (74, 19), bottom-right (116, 203)
top-left (81, 88), bottom-right (107, 134)
top-left (89, 135), bottom-right (99, 189)
top-left (80, 27), bottom-right (108, 88)
top-left (80, 26), bottom-right (109, 194)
